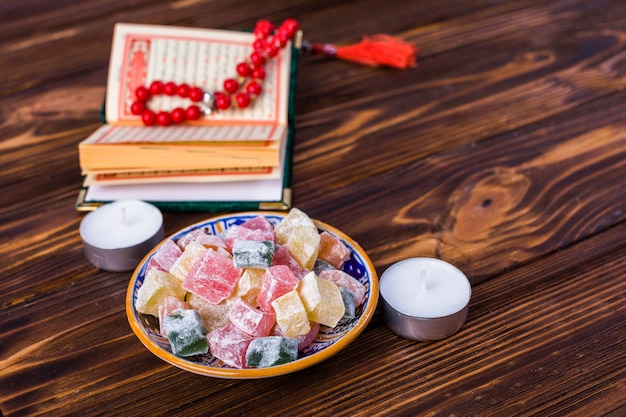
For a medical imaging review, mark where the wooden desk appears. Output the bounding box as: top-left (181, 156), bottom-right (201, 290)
top-left (2, 1), bottom-right (625, 415)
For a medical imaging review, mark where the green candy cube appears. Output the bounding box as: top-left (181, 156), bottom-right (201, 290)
top-left (232, 240), bottom-right (275, 268)
top-left (245, 336), bottom-right (299, 368)
top-left (163, 309), bottom-right (208, 357)
top-left (338, 287), bottom-right (356, 325)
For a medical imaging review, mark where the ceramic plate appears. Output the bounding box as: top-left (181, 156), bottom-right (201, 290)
top-left (126, 211), bottom-right (378, 378)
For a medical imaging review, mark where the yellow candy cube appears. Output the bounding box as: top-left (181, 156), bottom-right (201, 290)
top-left (187, 293), bottom-right (235, 333)
top-left (271, 290), bottom-right (311, 338)
top-left (135, 269), bottom-right (186, 316)
top-left (233, 268), bottom-right (265, 307)
top-left (298, 272), bottom-right (345, 327)
top-left (286, 225), bottom-right (320, 270)
top-left (274, 208), bottom-right (317, 245)
top-left (169, 242), bottom-right (207, 281)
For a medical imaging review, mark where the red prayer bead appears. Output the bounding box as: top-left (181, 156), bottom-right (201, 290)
top-left (282, 18), bottom-right (299, 32)
top-left (281, 19), bottom-right (299, 38)
top-left (130, 101), bottom-right (145, 115)
top-left (149, 80), bottom-right (163, 95)
top-left (171, 107), bottom-right (186, 123)
top-left (277, 26), bottom-right (291, 39)
top-left (235, 92), bottom-right (251, 108)
top-left (163, 82), bottom-right (177, 96)
top-left (253, 38), bottom-right (268, 51)
top-left (141, 109), bottom-right (156, 126)
top-left (250, 51), bottom-right (266, 67)
top-left (156, 111), bottom-right (171, 126)
top-left (186, 105), bottom-right (201, 120)
top-left (215, 93), bottom-right (231, 110)
top-left (263, 43), bottom-right (278, 58)
top-left (251, 66), bottom-right (266, 80)
top-left (177, 83), bottom-right (190, 98)
top-left (237, 62), bottom-right (252, 77)
top-left (189, 87), bottom-right (204, 102)
top-left (223, 78), bottom-right (239, 94)
top-left (254, 19), bottom-right (274, 38)
top-left (135, 86), bottom-right (150, 102)
top-left (246, 81), bottom-right (262, 96)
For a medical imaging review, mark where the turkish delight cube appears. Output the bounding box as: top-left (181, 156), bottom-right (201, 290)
top-left (318, 231), bottom-right (351, 269)
top-left (274, 208), bottom-right (317, 245)
top-left (216, 246), bottom-right (232, 259)
top-left (257, 265), bottom-right (300, 312)
top-left (193, 233), bottom-right (228, 251)
top-left (151, 239), bottom-right (182, 272)
top-left (313, 258), bottom-right (336, 275)
top-left (286, 225), bottom-right (320, 270)
top-left (245, 336), bottom-right (299, 368)
top-left (228, 298), bottom-right (276, 337)
top-left (162, 309), bottom-right (208, 357)
top-left (207, 323), bottom-right (254, 368)
top-left (271, 290), bottom-right (311, 338)
top-left (241, 215), bottom-right (275, 235)
top-left (183, 249), bottom-right (242, 304)
top-left (338, 287), bottom-right (356, 325)
top-left (158, 296), bottom-right (190, 337)
top-left (169, 241), bottom-right (207, 281)
top-left (223, 225), bottom-right (275, 251)
top-left (232, 240), bottom-right (274, 269)
top-left (319, 269), bottom-right (367, 307)
top-left (272, 244), bottom-right (309, 279)
top-left (135, 269), bottom-right (186, 316)
top-left (187, 293), bottom-right (234, 332)
top-left (176, 228), bottom-right (209, 249)
top-left (298, 272), bottom-right (345, 327)
top-left (272, 321), bottom-right (320, 351)
top-left (232, 268), bottom-right (265, 307)
top-left (146, 257), bottom-right (164, 272)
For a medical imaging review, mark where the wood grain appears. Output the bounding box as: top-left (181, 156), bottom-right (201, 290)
top-left (1, 0), bottom-right (625, 416)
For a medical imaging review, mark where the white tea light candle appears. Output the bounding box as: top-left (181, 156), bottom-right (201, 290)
top-left (80, 199), bottom-right (164, 272)
top-left (379, 257), bottom-right (471, 341)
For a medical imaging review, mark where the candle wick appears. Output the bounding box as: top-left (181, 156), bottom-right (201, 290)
top-left (419, 270), bottom-right (428, 292)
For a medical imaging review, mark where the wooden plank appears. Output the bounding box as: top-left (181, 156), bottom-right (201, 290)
top-left (1, 0), bottom-right (625, 415)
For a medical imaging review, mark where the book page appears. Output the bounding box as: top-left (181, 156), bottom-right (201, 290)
top-left (83, 120), bottom-right (289, 201)
top-left (105, 23), bottom-right (291, 126)
top-left (84, 177), bottom-right (285, 202)
top-left (83, 165), bottom-right (280, 186)
top-left (80, 123), bottom-right (286, 144)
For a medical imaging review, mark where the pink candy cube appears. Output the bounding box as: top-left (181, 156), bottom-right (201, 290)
top-left (241, 215), bottom-right (275, 234)
top-left (193, 234), bottom-right (228, 250)
top-left (229, 298), bottom-right (276, 337)
top-left (318, 269), bottom-right (366, 307)
top-left (158, 296), bottom-right (190, 337)
top-left (207, 323), bottom-right (254, 368)
top-left (176, 228), bottom-right (209, 249)
top-left (183, 249), bottom-right (243, 304)
top-left (152, 239), bottom-right (182, 271)
top-left (223, 225), bottom-right (275, 251)
top-left (272, 245), bottom-right (309, 279)
top-left (257, 265), bottom-right (300, 312)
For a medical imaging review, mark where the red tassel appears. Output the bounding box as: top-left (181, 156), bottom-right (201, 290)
top-left (336, 34), bottom-right (418, 69)
top-left (304, 35), bottom-right (418, 70)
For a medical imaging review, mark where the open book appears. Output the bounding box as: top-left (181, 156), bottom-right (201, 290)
top-left (76, 23), bottom-right (299, 212)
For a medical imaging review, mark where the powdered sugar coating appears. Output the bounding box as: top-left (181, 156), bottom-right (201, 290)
top-left (128, 210), bottom-right (376, 377)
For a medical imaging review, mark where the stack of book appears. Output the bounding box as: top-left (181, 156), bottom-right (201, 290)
top-left (76, 23), bottom-right (299, 212)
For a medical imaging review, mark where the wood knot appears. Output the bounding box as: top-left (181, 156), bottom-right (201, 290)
top-left (444, 167), bottom-right (531, 242)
